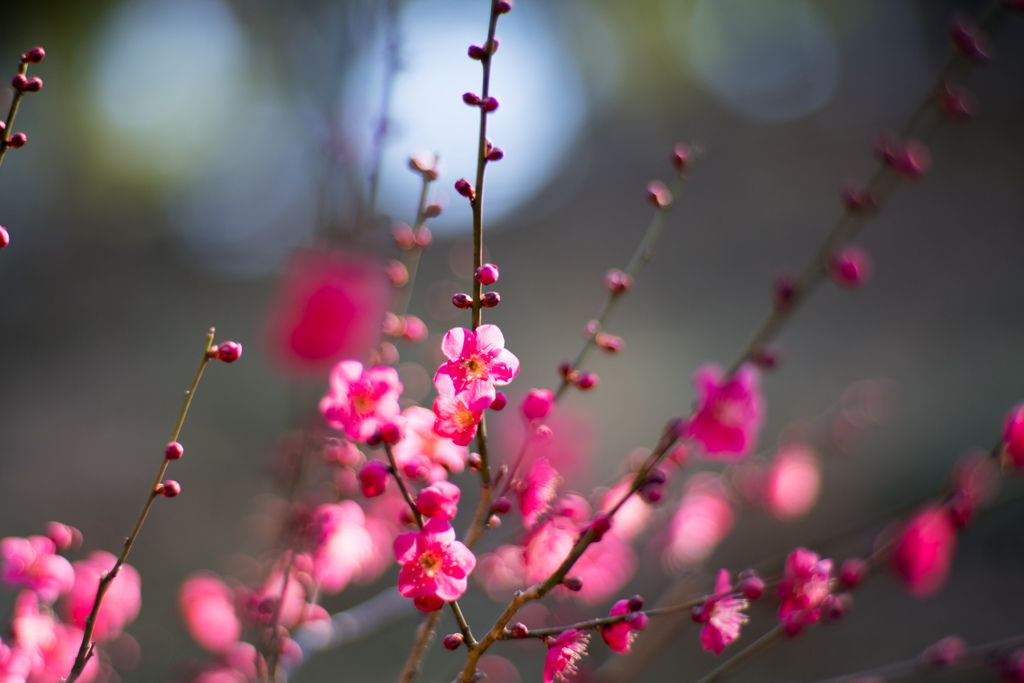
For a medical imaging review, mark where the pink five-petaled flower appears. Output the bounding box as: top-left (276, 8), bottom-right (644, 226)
top-left (62, 551), bottom-right (142, 642)
top-left (777, 548), bottom-right (832, 631)
top-left (544, 630), bottom-right (589, 683)
top-left (0, 535), bottom-right (75, 603)
top-left (599, 599), bottom-right (641, 654)
top-left (686, 363), bottom-right (764, 460)
top-left (434, 325), bottom-right (520, 411)
top-left (694, 569), bottom-right (749, 655)
top-left (178, 572), bottom-right (242, 654)
top-left (393, 406), bottom-right (467, 481)
top-left (432, 393), bottom-right (483, 446)
top-left (394, 518), bottom-right (476, 612)
top-left (889, 503), bottom-right (957, 598)
top-left (320, 361), bottom-right (403, 442)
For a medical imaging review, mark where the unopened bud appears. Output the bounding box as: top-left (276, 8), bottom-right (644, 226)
top-left (0, 226), bottom-right (9, 249)
top-left (828, 245), bottom-right (873, 289)
top-left (671, 143), bottom-right (691, 172)
top-left (738, 570), bottom-right (765, 600)
top-left (838, 557), bottom-right (868, 589)
top-left (393, 223), bottom-right (415, 250)
top-left (462, 92), bottom-right (480, 106)
top-left (938, 82), bottom-right (975, 122)
top-left (490, 392), bottom-right (508, 411)
top-left (595, 333), bottom-right (624, 353)
top-left (509, 622), bottom-right (529, 639)
top-left (482, 291), bottom-right (500, 307)
top-left (11, 74), bottom-right (27, 91)
top-left (468, 453), bottom-right (482, 471)
top-left (604, 268), bottom-right (633, 295)
top-left (575, 371), bottom-right (598, 390)
top-left (645, 180), bottom-right (672, 208)
top-left (386, 259), bottom-right (409, 288)
top-left (158, 480), bottom-right (182, 497)
top-left (948, 15), bottom-right (992, 63)
top-left (402, 315), bottom-right (428, 344)
top-left (922, 635), bottom-right (967, 668)
top-left (424, 204), bottom-right (443, 218)
top-left (840, 180), bottom-right (877, 214)
top-left (558, 361), bottom-right (575, 380)
top-left (488, 514), bottom-right (501, 528)
top-left (627, 612), bottom-right (649, 630)
top-left (486, 147), bottom-right (504, 161)
top-left (495, 0), bottom-right (513, 14)
top-left (468, 45), bottom-right (485, 60)
top-left (492, 496), bottom-right (511, 514)
top-left (452, 293), bottom-right (472, 309)
top-left (480, 97), bottom-right (499, 113)
top-left (165, 441), bottom-right (184, 460)
top-left (475, 263), bottom-right (499, 285)
top-left (214, 341), bottom-right (243, 363)
top-left (892, 140), bottom-right (930, 180)
top-left (563, 576), bottom-right (583, 592)
top-left (24, 47), bottom-right (45, 64)
top-left (626, 594), bottom-right (644, 612)
top-left (443, 633), bottom-right (464, 650)
top-left (23, 77), bottom-right (42, 93)
top-left (6, 132), bottom-right (27, 149)
top-left (380, 422), bottom-right (403, 445)
top-left (772, 273), bottom-right (797, 310)
top-left (359, 461), bottom-right (390, 498)
top-left (751, 346), bottom-right (780, 370)
top-left (454, 178), bottom-right (475, 199)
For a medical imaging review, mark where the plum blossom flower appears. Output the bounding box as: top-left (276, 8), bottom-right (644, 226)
top-left (0, 536), bottom-right (74, 604)
top-left (61, 551), bottom-right (141, 643)
top-left (889, 504), bottom-right (957, 598)
top-left (264, 249), bottom-right (392, 374)
top-left (393, 406), bottom-right (467, 481)
top-left (763, 445), bottom-right (821, 521)
top-left (416, 481), bottom-right (461, 520)
top-left (686, 363), bottom-right (764, 459)
top-left (777, 548), bottom-right (832, 629)
top-left (694, 570), bottom-right (749, 655)
top-left (434, 325), bottom-right (520, 411)
top-left (517, 458), bottom-right (561, 529)
top-left (599, 599), bottom-right (640, 654)
top-left (179, 572), bottom-right (241, 654)
top-left (661, 474), bottom-right (734, 571)
top-left (394, 518), bottom-right (476, 612)
top-left (544, 630), bottom-right (589, 683)
top-left (319, 361), bottom-right (403, 442)
top-left (432, 393), bottom-right (483, 446)
top-left (311, 502), bottom-right (374, 594)
top-left (12, 591), bottom-right (98, 683)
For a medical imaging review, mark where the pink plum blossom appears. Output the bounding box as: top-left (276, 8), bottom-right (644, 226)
top-left (311, 502), bottom-right (374, 594)
top-left (62, 551), bottom-right (141, 643)
top-left (319, 361), bottom-right (403, 442)
top-left (763, 445), bottom-right (821, 521)
top-left (434, 325), bottom-right (520, 411)
top-left (265, 249), bottom-right (392, 374)
top-left (544, 630), bottom-right (589, 683)
top-left (179, 572), bottom-right (242, 654)
top-left (599, 599), bottom-right (640, 653)
top-left (1003, 403), bottom-right (1024, 469)
top-left (890, 504), bottom-right (957, 598)
top-left (416, 481), bottom-right (461, 520)
top-left (517, 458), bottom-right (561, 530)
top-left (777, 548), bottom-right (832, 628)
top-left (394, 518), bottom-right (476, 612)
top-left (694, 570), bottom-right (749, 655)
top-left (1, 536), bottom-right (74, 604)
top-left (432, 394), bottom-right (483, 446)
top-left (686, 363), bottom-right (764, 460)
top-left (392, 406), bottom-right (467, 481)
top-left (661, 474), bottom-right (735, 572)
top-left (12, 591), bottom-right (98, 683)
top-left (599, 476), bottom-right (652, 543)
top-left (521, 389), bottom-right (554, 421)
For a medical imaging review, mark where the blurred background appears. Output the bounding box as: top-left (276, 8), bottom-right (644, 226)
top-left (1, 0), bottom-right (1023, 681)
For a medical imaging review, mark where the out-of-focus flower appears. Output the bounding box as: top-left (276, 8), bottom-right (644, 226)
top-left (1, 536), bottom-right (74, 604)
top-left (311, 502), bottom-right (374, 594)
top-left (694, 570), bottom-right (749, 654)
top-left (179, 572), bottom-right (241, 654)
top-left (763, 445), bottom-right (821, 521)
top-left (599, 599), bottom-right (641, 653)
top-left (319, 361), bottom-right (403, 442)
top-left (12, 591), bottom-right (98, 683)
top-left (686, 364), bottom-right (764, 459)
top-left (394, 518), bottom-right (476, 612)
top-left (661, 474), bottom-right (734, 571)
top-left (889, 504), bottom-right (957, 598)
top-left (517, 458), bottom-right (561, 529)
top-left (1003, 403), bottom-right (1024, 469)
top-left (434, 325), bottom-right (520, 411)
top-left (393, 406), bottom-right (467, 481)
top-left (62, 551), bottom-right (141, 642)
top-left (265, 250), bottom-right (392, 374)
top-left (543, 630), bottom-right (589, 683)
top-left (416, 481), bottom-right (461, 520)
top-left (777, 548), bottom-right (832, 629)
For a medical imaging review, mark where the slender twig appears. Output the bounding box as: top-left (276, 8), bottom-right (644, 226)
top-left (398, 611), bottom-right (443, 683)
top-left (365, 0), bottom-right (402, 219)
top-left (0, 57), bottom-right (31, 170)
top-left (65, 329), bottom-right (218, 683)
top-left (804, 633), bottom-right (1024, 683)
top-left (449, 600), bottom-right (477, 648)
top-left (498, 595), bottom-right (711, 640)
top-left (384, 442), bottom-right (424, 529)
top-left (692, 625), bottom-right (784, 683)
top-left (392, 171), bottom-right (436, 317)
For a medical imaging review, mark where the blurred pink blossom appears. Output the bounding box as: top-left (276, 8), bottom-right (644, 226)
top-left (319, 361), bottom-right (403, 442)
top-left (311, 502), bottom-right (374, 594)
top-left (890, 504), bottom-right (957, 598)
top-left (778, 548), bottom-right (832, 628)
top-left (392, 406), bottom-right (466, 481)
top-left (763, 445), bottom-right (821, 521)
top-left (686, 363), bottom-right (764, 459)
top-left (265, 250), bottom-right (392, 374)
top-left (661, 474), bottom-right (735, 571)
top-left (1, 536), bottom-right (74, 604)
top-left (62, 551), bottom-right (141, 643)
top-left (517, 458), bottom-right (561, 530)
top-left (179, 572), bottom-right (241, 654)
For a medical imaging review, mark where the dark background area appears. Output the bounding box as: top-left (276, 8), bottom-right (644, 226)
top-left (0, 0), bottom-right (1023, 681)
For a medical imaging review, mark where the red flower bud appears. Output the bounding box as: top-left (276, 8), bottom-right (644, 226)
top-left (159, 480), bottom-right (182, 497)
top-left (23, 77), bottom-right (42, 93)
top-left (645, 180), bottom-right (672, 208)
top-left (214, 341), bottom-right (243, 363)
top-left (444, 633), bottom-right (464, 650)
top-left (671, 143), bottom-right (691, 172)
top-left (6, 133), bottom-right (26, 149)
top-left (452, 293), bottom-right (472, 309)
top-left (475, 263), bottom-right (499, 285)
top-left (454, 178), bottom-right (475, 199)
top-left (359, 461), bottom-right (390, 498)
top-left (165, 441), bottom-right (184, 460)
top-left (462, 92), bottom-right (480, 106)
top-left (11, 74), bottom-right (27, 91)
top-left (490, 392), bottom-right (508, 411)
top-left (480, 97), bottom-right (499, 113)
top-left (482, 291), bottom-right (500, 308)
top-left (0, 226), bottom-right (8, 249)
top-left (24, 47), bottom-right (45, 64)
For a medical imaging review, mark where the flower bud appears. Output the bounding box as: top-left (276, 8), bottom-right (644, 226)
top-left (165, 441), bottom-right (184, 460)
top-left (828, 245), bottom-right (873, 289)
top-left (425, 200), bottom-right (443, 217)
top-left (444, 633), bottom-right (464, 650)
top-left (385, 260), bottom-right (409, 288)
top-left (402, 315), bottom-right (428, 344)
top-left (840, 180), bottom-right (877, 214)
top-left (772, 272), bottom-right (797, 310)
top-left (24, 47), bottom-right (45, 64)
top-left (558, 361), bottom-right (575, 380)
top-left (359, 461), bottom-right (390, 498)
top-left (922, 635), bottom-right (967, 668)
top-left (488, 514), bottom-right (501, 528)
top-left (468, 45), bottom-right (485, 60)
top-left (380, 422), bottom-right (403, 445)
top-left (575, 372), bottom-right (598, 390)
top-left (486, 147), bottom-right (504, 161)
top-left (159, 480), bottom-right (182, 497)
top-left (563, 576), bottom-right (583, 592)
top-left (462, 92), bottom-right (480, 106)
top-left (490, 392), bottom-right (508, 411)
top-left (595, 333), bottom-right (624, 353)
top-left (495, 0), bottom-right (513, 14)
top-left (822, 593), bottom-right (852, 622)
top-left (0, 226), bottom-right (9, 249)
top-left (839, 557), bottom-right (868, 589)
top-left (891, 140), bottom-right (930, 180)
top-left (509, 623), bottom-right (529, 639)
top-left (626, 594), bottom-right (644, 612)
top-left (23, 77), bottom-right (42, 93)
top-left (480, 97), bottom-right (499, 113)
top-left (475, 263), bottom-right (499, 285)
top-left (738, 570), bottom-right (765, 600)
top-left (491, 497), bottom-right (512, 515)
top-left (214, 341), bottom-right (243, 363)
top-left (6, 132), bottom-right (27, 148)
top-left (452, 293), bottom-right (472, 309)
top-left (482, 291), bottom-right (500, 307)
top-left (671, 143), bottom-right (691, 172)
top-left (454, 178), bottom-right (475, 199)
top-left (468, 453), bottom-right (482, 470)
top-left (751, 345), bottom-right (780, 370)
top-left (938, 82), bottom-right (975, 122)
top-left (11, 74), bottom-right (27, 91)
top-left (948, 15), bottom-right (992, 63)
top-left (645, 180), bottom-right (672, 208)
top-left (521, 388), bottom-right (554, 421)
top-left (393, 223), bottom-right (415, 249)
top-left (604, 268), bottom-right (633, 295)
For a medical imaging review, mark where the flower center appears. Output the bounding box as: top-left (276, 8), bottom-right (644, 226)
top-left (351, 388), bottom-right (375, 416)
top-left (462, 356), bottom-right (487, 380)
top-left (713, 398), bottom-right (746, 427)
top-left (419, 550), bottom-right (441, 577)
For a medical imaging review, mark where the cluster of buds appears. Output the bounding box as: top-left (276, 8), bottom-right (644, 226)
top-left (558, 361), bottom-right (598, 391)
top-left (467, 39), bottom-right (499, 61)
top-left (1, 47), bottom-right (45, 155)
top-left (461, 92), bottom-right (499, 112)
top-left (392, 222), bottom-right (433, 250)
top-left (383, 312), bottom-right (428, 344)
top-left (873, 133), bottom-right (931, 180)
